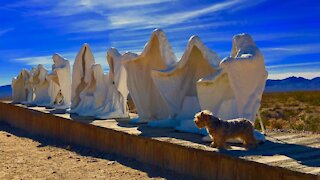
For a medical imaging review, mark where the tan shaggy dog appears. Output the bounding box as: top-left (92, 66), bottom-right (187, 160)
top-left (194, 110), bottom-right (257, 149)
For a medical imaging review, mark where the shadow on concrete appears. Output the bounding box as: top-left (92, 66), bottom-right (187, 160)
top-left (115, 119), bottom-right (207, 144)
top-left (114, 119), bottom-right (320, 168)
top-left (0, 121), bottom-right (194, 180)
top-left (69, 113), bottom-right (96, 122)
top-left (49, 109), bottom-right (67, 114)
top-left (224, 139), bottom-right (320, 167)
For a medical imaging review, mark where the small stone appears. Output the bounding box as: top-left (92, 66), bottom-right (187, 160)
top-left (107, 161), bottom-right (116, 165)
top-left (47, 156), bottom-right (52, 160)
top-left (6, 134), bottom-right (11, 137)
top-left (87, 159), bottom-right (98, 163)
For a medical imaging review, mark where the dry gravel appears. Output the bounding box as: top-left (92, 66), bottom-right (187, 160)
top-left (0, 122), bottom-right (193, 180)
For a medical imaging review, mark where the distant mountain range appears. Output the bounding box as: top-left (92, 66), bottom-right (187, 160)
top-left (265, 77), bottom-right (320, 92)
top-left (0, 77), bottom-right (319, 100)
top-left (0, 85), bottom-right (12, 99)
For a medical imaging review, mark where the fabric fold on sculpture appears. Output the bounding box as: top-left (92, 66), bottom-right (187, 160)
top-left (71, 64), bottom-right (108, 117)
top-left (31, 64), bottom-right (50, 105)
top-left (23, 67), bottom-right (36, 104)
top-left (107, 48), bottom-right (129, 108)
top-left (12, 69), bottom-right (31, 103)
top-left (196, 33), bottom-right (268, 141)
top-left (71, 43), bottom-right (96, 111)
top-left (95, 48), bottom-right (129, 119)
top-left (47, 53), bottom-right (71, 108)
top-left (148, 35), bottom-right (221, 135)
top-left (71, 48), bottom-right (130, 119)
top-left (122, 29), bottom-right (177, 122)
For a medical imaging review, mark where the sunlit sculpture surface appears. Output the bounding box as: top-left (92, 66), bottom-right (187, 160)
top-left (122, 29), bottom-right (176, 122)
top-left (95, 48), bottom-right (129, 119)
top-left (12, 69), bottom-right (31, 103)
top-left (196, 33), bottom-right (268, 141)
top-left (70, 64), bottom-right (108, 116)
top-left (71, 43), bottom-right (95, 111)
top-left (47, 53), bottom-right (71, 108)
top-left (149, 36), bottom-right (221, 134)
top-left (30, 64), bottom-right (50, 105)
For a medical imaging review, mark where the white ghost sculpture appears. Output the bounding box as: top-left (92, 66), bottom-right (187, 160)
top-left (12, 69), bottom-right (31, 103)
top-left (149, 36), bottom-right (221, 135)
top-left (122, 29), bottom-right (176, 123)
top-left (70, 47), bottom-right (129, 118)
top-left (30, 64), bottom-right (51, 105)
top-left (71, 43), bottom-right (95, 111)
top-left (23, 67), bottom-right (37, 104)
top-left (70, 64), bottom-right (108, 117)
top-left (196, 33), bottom-right (268, 141)
top-left (95, 48), bottom-right (129, 119)
top-left (47, 53), bottom-right (71, 109)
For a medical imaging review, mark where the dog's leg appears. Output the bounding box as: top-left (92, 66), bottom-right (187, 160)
top-left (243, 134), bottom-right (257, 149)
top-left (210, 141), bottom-right (217, 148)
top-left (215, 137), bottom-right (226, 149)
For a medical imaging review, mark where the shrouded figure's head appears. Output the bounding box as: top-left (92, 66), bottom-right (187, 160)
top-left (231, 33), bottom-right (256, 58)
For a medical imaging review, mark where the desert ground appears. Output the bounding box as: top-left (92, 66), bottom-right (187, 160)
top-left (0, 122), bottom-right (192, 180)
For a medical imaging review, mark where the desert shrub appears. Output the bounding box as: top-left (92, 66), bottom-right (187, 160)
top-left (282, 109), bottom-right (298, 120)
top-left (290, 119), bottom-right (305, 131)
top-left (304, 115), bottom-right (320, 132)
top-left (305, 105), bottom-right (312, 113)
top-left (268, 119), bottom-right (290, 130)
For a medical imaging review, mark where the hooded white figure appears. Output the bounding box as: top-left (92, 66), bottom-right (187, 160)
top-left (149, 36), bottom-right (221, 134)
top-left (95, 48), bottom-right (129, 119)
top-left (71, 43), bottom-right (95, 112)
top-left (122, 29), bottom-right (176, 123)
top-left (30, 64), bottom-right (50, 105)
top-left (47, 53), bottom-right (71, 108)
top-left (23, 67), bottom-right (37, 104)
top-left (196, 33), bottom-right (268, 141)
top-left (12, 69), bottom-right (31, 103)
top-left (71, 64), bottom-right (108, 117)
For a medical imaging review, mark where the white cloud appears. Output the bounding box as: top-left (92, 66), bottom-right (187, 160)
top-left (15, 55), bottom-right (54, 67)
top-left (268, 72), bottom-right (320, 80)
top-left (261, 44), bottom-right (320, 63)
top-left (106, 0), bottom-right (173, 8)
top-left (14, 50), bottom-right (110, 70)
top-left (8, 0), bottom-right (260, 33)
top-left (261, 44), bottom-right (320, 55)
top-left (161, 0), bottom-right (241, 24)
top-left (0, 28), bottom-right (14, 36)
top-left (267, 61), bottom-right (320, 69)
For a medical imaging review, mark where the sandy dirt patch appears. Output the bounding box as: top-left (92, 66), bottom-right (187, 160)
top-left (0, 122), bottom-right (193, 180)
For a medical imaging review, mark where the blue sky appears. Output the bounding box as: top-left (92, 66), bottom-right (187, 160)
top-left (0, 0), bottom-right (320, 85)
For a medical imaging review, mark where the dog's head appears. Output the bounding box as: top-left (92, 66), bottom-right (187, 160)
top-left (194, 110), bottom-right (213, 128)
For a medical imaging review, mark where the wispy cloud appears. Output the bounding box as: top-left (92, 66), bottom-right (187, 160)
top-left (261, 44), bottom-right (320, 63)
top-left (106, 0), bottom-right (245, 29)
top-left (14, 50), bottom-right (110, 70)
top-left (267, 61), bottom-right (320, 69)
top-left (0, 28), bottom-right (14, 36)
top-left (262, 44), bottom-right (320, 54)
top-left (15, 55), bottom-right (55, 69)
top-left (268, 72), bottom-right (320, 80)
top-left (7, 0), bottom-right (261, 33)
top-left (106, 0), bottom-right (173, 8)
